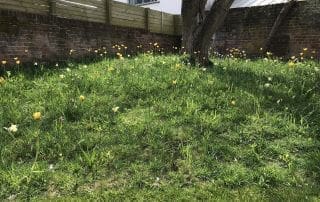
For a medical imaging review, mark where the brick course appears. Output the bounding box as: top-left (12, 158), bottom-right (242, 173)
top-left (0, 9), bottom-right (180, 65)
top-left (214, 0), bottom-right (320, 58)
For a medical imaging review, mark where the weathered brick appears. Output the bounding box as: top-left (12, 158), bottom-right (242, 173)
top-left (0, 9), bottom-right (180, 64)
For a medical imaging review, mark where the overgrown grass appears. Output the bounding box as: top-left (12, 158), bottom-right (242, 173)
top-left (0, 55), bottom-right (319, 200)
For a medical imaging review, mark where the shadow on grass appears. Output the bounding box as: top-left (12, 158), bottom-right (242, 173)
top-left (210, 64), bottom-right (320, 131)
top-left (209, 64), bottom-right (320, 185)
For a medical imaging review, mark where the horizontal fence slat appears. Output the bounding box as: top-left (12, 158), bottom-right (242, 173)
top-left (0, 0), bottom-right (182, 35)
top-left (0, 0), bottom-right (49, 14)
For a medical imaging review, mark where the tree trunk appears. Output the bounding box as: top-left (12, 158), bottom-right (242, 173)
top-left (264, 0), bottom-right (295, 51)
top-left (182, 0), bottom-right (235, 66)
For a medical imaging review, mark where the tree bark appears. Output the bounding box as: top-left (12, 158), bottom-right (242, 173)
top-left (182, 0), bottom-right (235, 66)
top-left (264, 0), bottom-right (296, 51)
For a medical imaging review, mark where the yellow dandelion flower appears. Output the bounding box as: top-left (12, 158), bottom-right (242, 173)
top-left (288, 61), bottom-right (295, 68)
top-left (79, 95), bottom-right (85, 102)
top-left (16, 60), bottom-right (21, 65)
top-left (172, 80), bottom-right (177, 85)
top-left (32, 112), bottom-right (42, 121)
top-left (1, 60), bottom-right (7, 65)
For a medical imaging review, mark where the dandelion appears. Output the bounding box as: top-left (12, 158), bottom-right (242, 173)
top-left (13, 57), bottom-right (18, 61)
top-left (79, 95), bottom-right (85, 102)
top-left (34, 62), bottom-right (38, 66)
top-left (231, 100), bottom-right (236, 106)
top-left (55, 63), bottom-right (59, 67)
top-left (202, 68), bottom-right (207, 71)
top-left (4, 124), bottom-right (18, 133)
top-left (112, 106), bottom-right (120, 113)
top-left (299, 52), bottom-right (304, 56)
top-left (267, 77), bottom-right (272, 81)
top-left (172, 80), bottom-right (177, 85)
top-left (303, 48), bottom-right (308, 51)
top-left (33, 112), bottom-right (42, 121)
top-left (288, 61), bottom-right (295, 68)
top-left (66, 68), bottom-right (71, 72)
top-left (1, 60), bottom-right (7, 65)
top-left (16, 60), bottom-right (20, 65)
top-left (290, 56), bottom-right (296, 60)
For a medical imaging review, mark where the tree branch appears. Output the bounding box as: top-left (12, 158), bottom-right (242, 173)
top-left (264, 0), bottom-right (296, 51)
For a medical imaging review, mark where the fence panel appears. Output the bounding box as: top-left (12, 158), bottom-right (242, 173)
top-left (0, 0), bottom-right (49, 14)
top-left (111, 1), bottom-right (146, 29)
top-left (54, 0), bottom-right (106, 23)
top-left (0, 0), bottom-right (182, 35)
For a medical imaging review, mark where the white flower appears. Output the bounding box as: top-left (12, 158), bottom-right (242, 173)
top-left (48, 164), bottom-right (54, 171)
top-left (4, 124), bottom-right (18, 133)
top-left (34, 62), bottom-right (38, 66)
top-left (59, 74), bottom-right (65, 79)
top-left (66, 68), bottom-right (71, 72)
top-left (112, 106), bottom-right (120, 113)
top-left (55, 63), bottom-right (59, 67)
top-left (264, 83), bottom-right (271, 88)
top-left (202, 68), bottom-right (207, 72)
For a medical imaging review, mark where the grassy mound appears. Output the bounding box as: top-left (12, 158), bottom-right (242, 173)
top-left (0, 55), bottom-right (319, 200)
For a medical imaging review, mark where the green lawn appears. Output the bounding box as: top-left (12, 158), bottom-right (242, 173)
top-left (0, 55), bottom-right (320, 200)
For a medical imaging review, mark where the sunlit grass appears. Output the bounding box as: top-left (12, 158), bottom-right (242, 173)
top-left (0, 54), bottom-right (319, 200)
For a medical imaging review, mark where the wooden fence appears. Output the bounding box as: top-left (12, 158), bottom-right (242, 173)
top-left (0, 0), bottom-right (182, 35)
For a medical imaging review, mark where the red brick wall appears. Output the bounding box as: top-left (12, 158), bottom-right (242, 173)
top-left (0, 9), bottom-right (180, 65)
top-left (214, 0), bottom-right (320, 58)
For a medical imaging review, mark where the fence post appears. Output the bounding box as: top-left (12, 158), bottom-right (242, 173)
top-left (106, 0), bottom-right (112, 25)
top-left (145, 8), bottom-right (150, 32)
top-left (161, 12), bottom-right (163, 34)
top-left (49, 0), bottom-right (56, 15)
